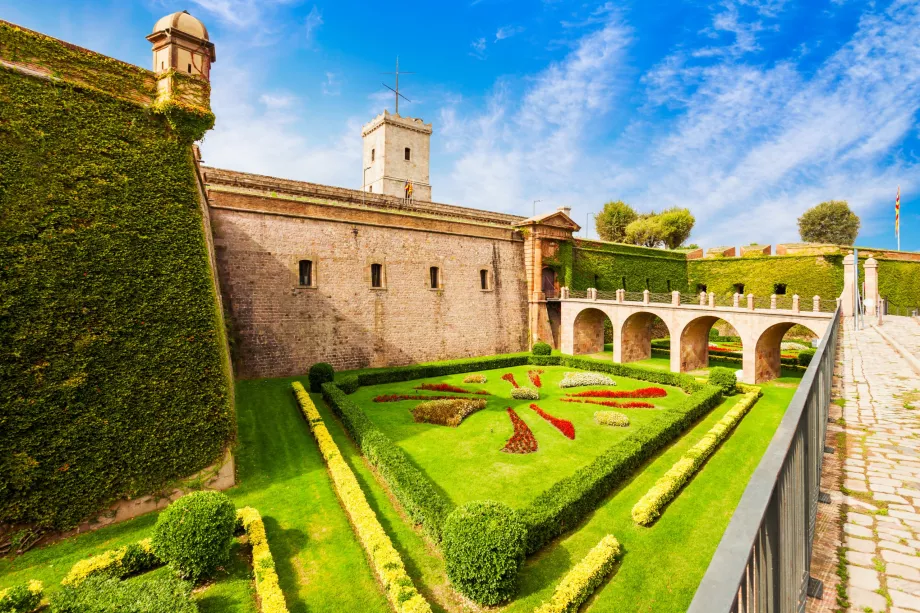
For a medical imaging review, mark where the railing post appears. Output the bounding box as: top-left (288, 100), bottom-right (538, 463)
top-left (792, 294), bottom-right (800, 313)
top-left (643, 289), bottom-right (650, 305)
top-left (771, 294), bottom-right (777, 309)
top-left (588, 287), bottom-right (597, 301)
top-left (813, 295), bottom-right (820, 313)
top-left (672, 290), bottom-right (680, 306)
top-left (748, 293), bottom-right (755, 310)
top-left (733, 292), bottom-right (740, 308)
top-left (616, 289), bottom-right (623, 303)
top-left (561, 286), bottom-right (569, 299)
top-left (708, 292), bottom-right (715, 308)
top-left (699, 291), bottom-right (706, 306)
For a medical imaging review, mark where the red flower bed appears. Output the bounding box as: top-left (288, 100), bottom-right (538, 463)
top-left (566, 387), bottom-right (666, 399)
top-left (527, 369), bottom-right (544, 388)
top-left (374, 394), bottom-right (466, 403)
top-left (502, 408), bottom-right (537, 453)
top-left (501, 373), bottom-right (519, 388)
top-left (562, 398), bottom-right (655, 409)
top-left (529, 404), bottom-right (574, 439)
top-left (414, 383), bottom-right (489, 395)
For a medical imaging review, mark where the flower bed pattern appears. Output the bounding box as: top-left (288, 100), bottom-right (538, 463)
top-left (502, 408), bottom-right (538, 454)
top-left (501, 373), bottom-right (519, 388)
top-left (594, 411), bottom-right (630, 427)
top-left (463, 374), bottom-right (487, 383)
top-left (412, 399), bottom-right (487, 427)
top-left (558, 372), bottom-right (616, 388)
top-left (529, 404), bottom-right (574, 439)
top-left (374, 394), bottom-right (466, 403)
top-left (562, 398), bottom-right (655, 409)
top-left (415, 383), bottom-right (489, 395)
top-left (528, 369), bottom-right (544, 388)
top-left (510, 387), bottom-right (540, 400)
top-left (566, 387), bottom-right (666, 399)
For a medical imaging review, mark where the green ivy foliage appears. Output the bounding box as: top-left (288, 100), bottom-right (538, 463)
top-left (878, 260), bottom-right (920, 309)
top-left (0, 59), bottom-right (233, 529)
top-left (546, 240), bottom-right (689, 293)
top-left (688, 255), bottom-right (844, 299)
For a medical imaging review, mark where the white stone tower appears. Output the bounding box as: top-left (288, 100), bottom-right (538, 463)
top-left (147, 11), bottom-right (216, 80)
top-left (361, 111), bottom-right (433, 202)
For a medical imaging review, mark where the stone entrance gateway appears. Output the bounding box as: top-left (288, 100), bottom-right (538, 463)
top-left (562, 296), bottom-right (833, 384)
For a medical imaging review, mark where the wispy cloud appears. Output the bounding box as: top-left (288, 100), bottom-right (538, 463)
top-left (304, 5), bottom-right (323, 45)
top-left (322, 72), bottom-right (340, 96)
top-left (259, 92), bottom-right (297, 109)
top-left (470, 37), bottom-right (487, 60)
top-left (495, 25), bottom-right (525, 41)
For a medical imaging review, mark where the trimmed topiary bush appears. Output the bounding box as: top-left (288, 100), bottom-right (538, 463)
top-left (442, 501), bottom-right (527, 605)
top-left (532, 342), bottom-right (552, 356)
top-left (338, 374), bottom-right (360, 395)
top-left (152, 491), bottom-right (236, 583)
top-left (708, 367), bottom-right (737, 395)
top-left (797, 348), bottom-right (816, 366)
top-left (308, 362), bottom-right (335, 393)
top-left (0, 580), bottom-right (42, 613)
top-left (50, 574), bottom-right (196, 613)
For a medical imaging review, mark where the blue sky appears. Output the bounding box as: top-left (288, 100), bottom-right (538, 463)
top-left (3, 0), bottom-right (919, 251)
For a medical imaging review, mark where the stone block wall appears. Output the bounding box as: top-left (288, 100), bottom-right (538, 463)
top-left (209, 191), bottom-right (528, 377)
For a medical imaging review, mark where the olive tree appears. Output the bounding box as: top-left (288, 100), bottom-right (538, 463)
top-left (797, 200), bottom-right (860, 245)
top-left (595, 200), bottom-right (638, 242)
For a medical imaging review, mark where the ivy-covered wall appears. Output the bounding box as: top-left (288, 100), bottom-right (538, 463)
top-left (878, 260), bottom-right (920, 309)
top-left (688, 255), bottom-right (845, 298)
top-left (545, 239), bottom-right (690, 293)
top-left (0, 26), bottom-right (233, 530)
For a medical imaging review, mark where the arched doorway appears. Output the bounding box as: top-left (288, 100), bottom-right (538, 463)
top-left (572, 308), bottom-right (609, 355)
top-left (619, 311), bottom-right (671, 363)
top-left (754, 322), bottom-right (819, 383)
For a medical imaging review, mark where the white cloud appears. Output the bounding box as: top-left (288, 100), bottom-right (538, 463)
top-left (304, 5), bottom-right (323, 45)
top-left (259, 92), bottom-right (296, 109)
top-left (495, 25), bottom-right (525, 41)
top-left (470, 37), bottom-right (487, 60)
top-left (322, 72), bottom-right (340, 96)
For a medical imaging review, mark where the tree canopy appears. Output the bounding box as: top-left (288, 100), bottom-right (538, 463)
top-left (595, 200), bottom-right (638, 242)
top-left (622, 207), bottom-right (696, 249)
top-left (797, 200), bottom-right (860, 245)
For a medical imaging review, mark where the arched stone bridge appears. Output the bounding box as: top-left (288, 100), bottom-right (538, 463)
top-left (559, 293), bottom-right (836, 384)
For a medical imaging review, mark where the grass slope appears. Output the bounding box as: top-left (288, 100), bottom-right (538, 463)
top-left (0, 376), bottom-right (390, 613)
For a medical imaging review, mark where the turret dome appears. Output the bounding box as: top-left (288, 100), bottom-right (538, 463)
top-left (152, 10), bottom-right (209, 41)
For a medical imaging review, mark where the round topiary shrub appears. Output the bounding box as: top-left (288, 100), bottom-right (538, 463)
top-left (709, 367), bottom-right (737, 395)
top-left (531, 342), bottom-right (552, 356)
top-left (152, 491), bottom-right (236, 583)
top-left (442, 500), bottom-right (527, 605)
top-left (308, 362), bottom-right (335, 392)
top-left (798, 348), bottom-right (816, 366)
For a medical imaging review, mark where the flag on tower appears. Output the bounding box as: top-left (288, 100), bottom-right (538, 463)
top-left (895, 186), bottom-right (900, 249)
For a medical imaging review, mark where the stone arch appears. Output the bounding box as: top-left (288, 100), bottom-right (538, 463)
top-left (754, 321), bottom-right (820, 383)
top-left (678, 315), bottom-right (722, 373)
top-left (618, 311), bottom-right (671, 363)
top-left (572, 307), bottom-right (609, 355)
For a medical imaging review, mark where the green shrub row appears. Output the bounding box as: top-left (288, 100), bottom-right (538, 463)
top-left (519, 383), bottom-right (723, 553)
top-left (321, 383), bottom-right (453, 540)
top-left (62, 539), bottom-right (160, 587)
top-left (534, 534), bottom-right (622, 613)
top-left (51, 574), bottom-right (197, 613)
top-left (631, 389), bottom-right (761, 526)
top-left (351, 354), bottom-right (531, 387)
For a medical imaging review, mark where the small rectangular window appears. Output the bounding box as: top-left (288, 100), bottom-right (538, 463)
top-left (430, 266), bottom-right (440, 289)
top-left (733, 283), bottom-right (745, 294)
top-left (298, 260), bottom-right (313, 286)
top-left (371, 148), bottom-right (375, 162)
top-left (368, 185), bottom-right (373, 193)
top-left (696, 283), bottom-right (707, 293)
top-left (645, 277), bottom-right (650, 290)
top-left (480, 269), bottom-right (489, 290)
top-left (187, 63), bottom-right (192, 73)
top-left (774, 283), bottom-right (787, 295)
top-left (371, 263), bottom-right (383, 288)
top-left (621, 276), bottom-right (626, 289)
top-left (667, 280), bottom-right (671, 292)
top-left (405, 147), bottom-right (411, 161)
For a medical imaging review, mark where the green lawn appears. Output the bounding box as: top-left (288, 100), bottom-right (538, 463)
top-left (350, 364), bottom-right (689, 508)
top-left (0, 376), bottom-right (389, 613)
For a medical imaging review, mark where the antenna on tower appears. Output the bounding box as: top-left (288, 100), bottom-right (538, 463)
top-left (381, 57), bottom-right (414, 115)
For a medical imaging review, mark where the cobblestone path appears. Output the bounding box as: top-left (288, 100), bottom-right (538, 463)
top-left (840, 317), bottom-right (920, 612)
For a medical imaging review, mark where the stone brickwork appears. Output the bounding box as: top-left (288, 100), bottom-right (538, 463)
top-left (206, 169), bottom-right (528, 377)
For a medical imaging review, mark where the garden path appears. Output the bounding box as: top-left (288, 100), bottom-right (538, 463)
top-left (838, 317), bottom-right (920, 613)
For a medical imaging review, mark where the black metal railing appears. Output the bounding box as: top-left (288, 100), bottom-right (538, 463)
top-left (687, 304), bottom-right (840, 613)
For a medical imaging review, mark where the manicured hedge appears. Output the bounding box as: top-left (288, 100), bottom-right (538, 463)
top-left (519, 383), bottom-right (723, 553)
top-left (237, 507), bottom-right (289, 613)
top-left (353, 354), bottom-right (530, 386)
top-left (62, 539), bottom-right (160, 587)
top-left (0, 24), bottom-right (233, 530)
top-left (632, 389), bottom-right (760, 526)
top-left (51, 574), bottom-right (197, 613)
top-left (0, 580), bottom-right (42, 613)
top-left (321, 383), bottom-right (452, 540)
top-left (708, 367), bottom-right (737, 395)
top-left (534, 534), bottom-right (622, 613)
top-left (292, 383), bottom-right (432, 613)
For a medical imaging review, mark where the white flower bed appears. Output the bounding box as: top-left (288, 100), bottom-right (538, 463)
top-left (462, 374), bottom-right (487, 383)
top-left (594, 411), bottom-right (630, 427)
top-left (781, 342), bottom-right (809, 351)
top-left (559, 372), bottom-right (616, 388)
top-left (510, 387), bottom-right (539, 400)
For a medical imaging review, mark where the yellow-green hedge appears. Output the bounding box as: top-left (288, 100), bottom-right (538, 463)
top-left (631, 389), bottom-right (761, 526)
top-left (0, 580), bottom-right (42, 612)
top-left (533, 535), bottom-right (621, 613)
top-left (237, 506), bottom-right (288, 613)
top-left (292, 382), bottom-right (432, 613)
top-left (61, 538), bottom-right (159, 586)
